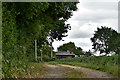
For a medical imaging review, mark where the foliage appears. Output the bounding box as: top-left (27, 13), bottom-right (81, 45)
top-left (74, 47), bottom-right (84, 57)
top-left (108, 33), bottom-right (120, 54)
top-left (58, 42), bottom-right (84, 56)
top-left (0, 2), bottom-right (1, 45)
top-left (91, 26), bottom-right (118, 55)
top-left (2, 5), bottom-right (28, 77)
top-left (2, 2), bottom-right (78, 77)
top-left (11, 62), bottom-right (45, 78)
top-left (84, 50), bottom-right (93, 56)
top-left (58, 42), bottom-right (75, 52)
top-left (46, 2), bottom-right (78, 41)
top-left (51, 54), bottom-right (118, 76)
top-left (40, 42), bottom-right (52, 61)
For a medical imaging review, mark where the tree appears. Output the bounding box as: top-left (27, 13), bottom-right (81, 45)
top-left (2, 2), bottom-right (78, 77)
top-left (108, 33), bottom-right (120, 54)
top-left (74, 47), bottom-right (84, 57)
top-left (57, 42), bottom-right (84, 56)
top-left (90, 26), bottom-right (118, 55)
top-left (58, 42), bottom-right (76, 52)
top-left (39, 42), bottom-right (52, 61)
top-left (46, 2), bottom-right (78, 42)
top-left (84, 50), bottom-right (92, 56)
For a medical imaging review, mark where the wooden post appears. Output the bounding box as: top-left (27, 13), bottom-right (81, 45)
top-left (50, 42), bottom-right (53, 59)
top-left (23, 46), bottom-right (26, 54)
top-left (40, 49), bottom-right (42, 62)
top-left (35, 39), bottom-right (37, 62)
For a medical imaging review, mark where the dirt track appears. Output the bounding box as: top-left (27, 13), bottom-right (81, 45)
top-left (41, 64), bottom-right (115, 78)
top-left (59, 64), bottom-right (114, 78)
top-left (41, 64), bottom-right (68, 78)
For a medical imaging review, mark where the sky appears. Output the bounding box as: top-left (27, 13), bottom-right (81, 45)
top-left (52, 0), bottom-right (119, 52)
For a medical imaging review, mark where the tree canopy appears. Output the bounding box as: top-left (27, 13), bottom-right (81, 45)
top-left (2, 2), bottom-right (78, 77)
top-left (90, 26), bottom-right (119, 55)
top-left (108, 33), bottom-right (120, 54)
top-left (57, 42), bottom-right (84, 56)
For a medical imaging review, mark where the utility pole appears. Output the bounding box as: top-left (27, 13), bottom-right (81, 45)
top-left (34, 39), bottom-right (37, 62)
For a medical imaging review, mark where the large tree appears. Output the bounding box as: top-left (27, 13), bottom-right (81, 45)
top-left (90, 26), bottom-right (118, 55)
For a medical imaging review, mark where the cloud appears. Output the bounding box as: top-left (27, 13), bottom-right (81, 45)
top-left (52, 37), bottom-right (92, 51)
top-left (69, 2), bottom-right (118, 23)
top-left (68, 31), bottom-right (91, 38)
top-left (67, 22), bottom-right (103, 39)
top-left (66, 1), bottom-right (118, 39)
top-left (79, 0), bottom-right (119, 2)
top-left (53, 1), bottom-right (118, 51)
top-left (75, 38), bottom-right (92, 47)
top-left (82, 2), bottom-right (118, 11)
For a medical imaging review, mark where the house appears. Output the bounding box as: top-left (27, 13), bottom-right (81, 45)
top-left (55, 51), bottom-right (75, 58)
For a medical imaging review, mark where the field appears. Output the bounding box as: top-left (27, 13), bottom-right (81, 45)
top-left (49, 54), bottom-right (118, 77)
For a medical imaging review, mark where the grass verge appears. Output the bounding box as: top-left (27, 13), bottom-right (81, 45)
top-left (12, 62), bottom-right (46, 78)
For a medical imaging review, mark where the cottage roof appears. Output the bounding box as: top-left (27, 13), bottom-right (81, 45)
top-left (56, 52), bottom-right (75, 56)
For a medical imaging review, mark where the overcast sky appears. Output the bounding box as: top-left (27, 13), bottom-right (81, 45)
top-left (52, 0), bottom-right (119, 52)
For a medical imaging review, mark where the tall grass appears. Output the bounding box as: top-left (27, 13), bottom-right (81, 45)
top-left (11, 62), bottom-right (45, 78)
top-left (51, 55), bottom-right (118, 77)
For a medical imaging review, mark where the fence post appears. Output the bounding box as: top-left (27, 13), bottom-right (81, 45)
top-left (40, 49), bottom-right (42, 62)
top-left (50, 42), bottom-right (53, 59)
top-left (35, 39), bottom-right (37, 62)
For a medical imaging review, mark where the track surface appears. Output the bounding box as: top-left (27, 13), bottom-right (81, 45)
top-left (41, 64), bottom-right (114, 78)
